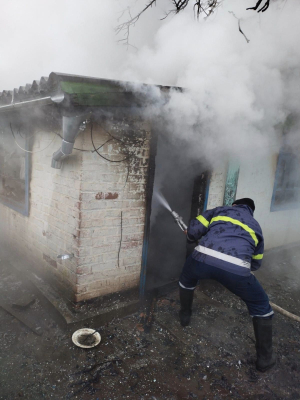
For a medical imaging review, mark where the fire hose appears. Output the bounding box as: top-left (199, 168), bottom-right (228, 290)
top-left (171, 209), bottom-right (300, 323)
top-left (269, 302), bottom-right (300, 323)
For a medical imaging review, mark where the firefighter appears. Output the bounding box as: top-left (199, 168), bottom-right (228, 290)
top-left (179, 198), bottom-right (276, 372)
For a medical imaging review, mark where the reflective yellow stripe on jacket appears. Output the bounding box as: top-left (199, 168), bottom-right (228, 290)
top-left (196, 214), bottom-right (259, 247)
top-left (252, 254), bottom-right (263, 260)
top-left (196, 215), bottom-right (210, 228)
top-left (209, 216), bottom-right (259, 246)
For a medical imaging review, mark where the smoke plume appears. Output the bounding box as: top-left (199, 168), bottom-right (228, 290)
top-left (1, 1), bottom-right (299, 166)
top-left (119, 1), bottom-right (300, 166)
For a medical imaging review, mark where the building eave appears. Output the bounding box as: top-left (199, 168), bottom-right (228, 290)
top-left (0, 72), bottom-right (177, 110)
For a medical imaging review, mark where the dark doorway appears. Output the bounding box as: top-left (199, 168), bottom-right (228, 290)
top-left (144, 133), bottom-right (209, 292)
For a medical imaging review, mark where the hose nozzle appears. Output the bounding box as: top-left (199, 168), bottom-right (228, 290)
top-left (171, 210), bottom-right (187, 232)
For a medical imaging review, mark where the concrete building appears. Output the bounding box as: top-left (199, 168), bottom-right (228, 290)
top-left (0, 73), bottom-right (299, 306)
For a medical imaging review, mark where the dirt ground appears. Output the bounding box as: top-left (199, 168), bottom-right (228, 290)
top-left (0, 246), bottom-right (300, 400)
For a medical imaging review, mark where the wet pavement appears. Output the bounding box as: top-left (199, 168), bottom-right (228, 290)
top-left (0, 246), bottom-right (300, 399)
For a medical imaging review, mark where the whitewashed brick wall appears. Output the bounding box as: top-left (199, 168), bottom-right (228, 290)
top-left (0, 116), bottom-right (151, 302)
top-left (0, 130), bottom-right (83, 296)
top-left (75, 118), bottom-right (150, 301)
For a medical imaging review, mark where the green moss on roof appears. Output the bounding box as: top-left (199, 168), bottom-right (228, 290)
top-left (60, 81), bottom-right (122, 94)
top-left (60, 80), bottom-right (135, 107)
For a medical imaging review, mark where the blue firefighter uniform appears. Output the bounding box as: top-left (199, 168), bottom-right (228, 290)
top-left (179, 203), bottom-right (273, 318)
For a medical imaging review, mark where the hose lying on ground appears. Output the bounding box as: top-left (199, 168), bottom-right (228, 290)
top-left (270, 302), bottom-right (300, 323)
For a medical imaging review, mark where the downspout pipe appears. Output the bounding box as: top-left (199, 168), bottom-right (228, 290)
top-left (51, 113), bottom-right (90, 169)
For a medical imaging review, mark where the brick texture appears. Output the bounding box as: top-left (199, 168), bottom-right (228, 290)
top-left (0, 116), bottom-right (151, 302)
top-left (75, 118), bottom-right (151, 301)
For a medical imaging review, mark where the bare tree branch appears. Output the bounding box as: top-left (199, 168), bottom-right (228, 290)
top-left (116, 0), bottom-right (223, 39)
top-left (247, 0), bottom-right (270, 13)
top-left (195, 0), bottom-right (222, 18)
top-left (172, 0), bottom-right (189, 13)
top-left (116, 0), bottom-right (157, 36)
top-left (228, 11), bottom-right (250, 43)
top-left (116, 0), bottom-right (273, 45)
top-left (238, 20), bottom-right (250, 43)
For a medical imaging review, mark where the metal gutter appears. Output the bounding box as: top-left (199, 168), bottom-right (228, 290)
top-left (0, 93), bottom-right (64, 113)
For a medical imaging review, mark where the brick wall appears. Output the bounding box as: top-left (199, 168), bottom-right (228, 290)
top-left (0, 115), bottom-right (151, 302)
top-left (75, 117), bottom-right (151, 301)
top-left (0, 129), bottom-right (83, 296)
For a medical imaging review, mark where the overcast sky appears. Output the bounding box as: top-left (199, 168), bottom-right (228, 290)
top-left (1, 0), bottom-right (299, 165)
top-left (0, 1), bottom-right (298, 90)
top-left (0, 0), bottom-right (167, 90)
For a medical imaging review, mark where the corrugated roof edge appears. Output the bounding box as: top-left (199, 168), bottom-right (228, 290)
top-left (0, 72), bottom-right (179, 107)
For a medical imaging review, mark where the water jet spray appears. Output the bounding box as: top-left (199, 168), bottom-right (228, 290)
top-left (155, 191), bottom-right (187, 232)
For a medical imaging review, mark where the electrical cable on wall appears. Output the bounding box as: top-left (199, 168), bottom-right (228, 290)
top-left (123, 162), bottom-right (130, 189)
top-left (91, 120), bottom-right (148, 270)
top-left (91, 122), bottom-right (140, 270)
top-left (10, 123), bottom-right (57, 153)
top-left (10, 117), bottom-right (142, 275)
top-left (89, 121), bottom-right (135, 269)
top-left (91, 138), bottom-right (113, 153)
top-left (118, 211), bottom-right (123, 268)
top-left (93, 120), bottom-right (124, 143)
top-left (90, 123), bottom-right (129, 163)
top-left (54, 131), bottom-right (113, 153)
top-left (54, 131), bottom-right (90, 152)
top-left (16, 127), bottom-right (35, 140)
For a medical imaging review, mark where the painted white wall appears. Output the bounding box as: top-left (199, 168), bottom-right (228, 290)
top-left (0, 120), bottom-right (151, 302)
top-left (206, 163), bottom-right (227, 210)
top-left (236, 153), bottom-right (300, 250)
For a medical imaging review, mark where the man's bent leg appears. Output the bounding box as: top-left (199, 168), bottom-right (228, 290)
top-left (233, 274), bottom-right (275, 371)
top-left (212, 270), bottom-right (275, 372)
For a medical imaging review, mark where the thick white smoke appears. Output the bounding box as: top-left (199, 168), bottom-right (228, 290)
top-left (119, 0), bottom-right (300, 166)
top-left (0, 0), bottom-right (124, 88)
top-left (0, 0), bottom-right (166, 89)
top-left (1, 0), bottom-right (299, 165)
top-left (1, 1), bottom-right (300, 269)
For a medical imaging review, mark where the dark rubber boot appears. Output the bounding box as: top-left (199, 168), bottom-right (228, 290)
top-left (179, 287), bottom-right (194, 327)
top-left (253, 317), bottom-right (276, 372)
